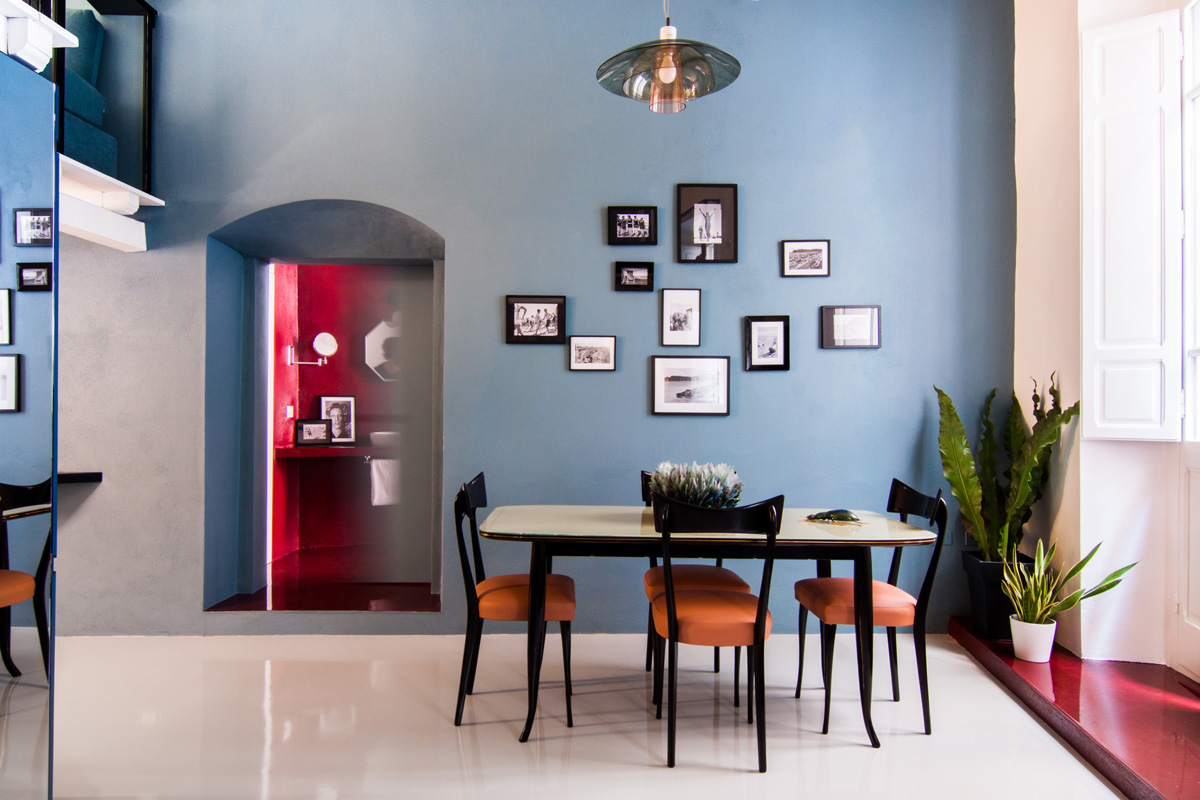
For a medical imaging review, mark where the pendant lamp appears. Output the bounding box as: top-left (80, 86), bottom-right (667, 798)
top-left (596, 0), bottom-right (740, 114)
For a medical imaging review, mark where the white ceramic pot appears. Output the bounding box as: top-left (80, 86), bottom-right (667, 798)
top-left (1009, 615), bottom-right (1057, 662)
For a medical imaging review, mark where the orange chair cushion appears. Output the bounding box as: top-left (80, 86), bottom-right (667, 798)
top-left (0, 570), bottom-right (35, 607)
top-left (643, 564), bottom-right (751, 601)
top-left (651, 590), bottom-right (771, 647)
top-left (476, 573), bottom-right (576, 622)
top-left (793, 578), bottom-right (917, 628)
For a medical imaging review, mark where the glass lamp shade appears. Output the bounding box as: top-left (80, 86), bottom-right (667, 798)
top-left (597, 37), bottom-right (740, 113)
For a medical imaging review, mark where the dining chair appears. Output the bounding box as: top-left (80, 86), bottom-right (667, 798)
top-left (793, 478), bottom-right (948, 735)
top-left (452, 472), bottom-right (576, 727)
top-left (641, 471), bottom-right (751, 704)
top-left (649, 492), bottom-right (784, 772)
top-left (0, 479), bottom-right (53, 678)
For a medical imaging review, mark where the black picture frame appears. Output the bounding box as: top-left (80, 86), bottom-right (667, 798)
top-left (318, 395), bottom-right (357, 443)
top-left (614, 261), bottom-right (654, 291)
top-left (651, 355), bottom-right (730, 416)
top-left (781, 240), bottom-right (830, 277)
top-left (17, 262), bottom-right (52, 292)
top-left (506, 294), bottom-right (566, 344)
top-left (744, 316), bottom-right (790, 371)
top-left (568, 335), bottom-right (616, 371)
top-left (13, 208), bottom-right (52, 247)
top-left (294, 418), bottom-right (332, 446)
top-left (0, 354), bottom-right (20, 413)
top-left (661, 288), bottom-right (701, 346)
top-left (820, 305), bottom-right (881, 349)
top-left (607, 206), bottom-right (657, 245)
top-left (0, 289), bottom-right (9, 346)
top-left (677, 184), bottom-right (737, 263)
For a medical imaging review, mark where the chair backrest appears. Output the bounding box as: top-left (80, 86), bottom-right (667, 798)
top-left (640, 470), bottom-right (652, 507)
top-left (0, 479), bottom-right (53, 572)
top-left (885, 478), bottom-right (948, 615)
top-left (651, 493), bottom-right (785, 644)
top-left (453, 473), bottom-right (489, 612)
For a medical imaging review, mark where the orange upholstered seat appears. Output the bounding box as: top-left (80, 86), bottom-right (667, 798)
top-left (652, 590), bottom-right (771, 647)
top-left (644, 564), bottom-right (750, 601)
top-left (477, 573), bottom-right (576, 622)
top-left (793, 578), bottom-right (916, 628)
top-left (0, 571), bottom-right (35, 608)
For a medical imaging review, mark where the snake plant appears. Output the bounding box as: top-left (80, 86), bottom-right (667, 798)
top-left (936, 374), bottom-right (1080, 563)
top-left (648, 461), bottom-right (742, 508)
top-left (1001, 539), bottom-right (1136, 625)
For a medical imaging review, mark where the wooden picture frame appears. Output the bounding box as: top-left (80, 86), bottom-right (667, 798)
top-left (294, 418), bottom-right (332, 446)
top-left (820, 305), bottom-right (881, 349)
top-left (651, 355), bottom-right (730, 416)
top-left (661, 288), bottom-right (701, 347)
top-left (677, 184), bottom-right (737, 263)
top-left (506, 294), bottom-right (566, 344)
top-left (614, 261), bottom-right (653, 291)
top-left (781, 240), bottom-right (830, 277)
top-left (744, 316), bottom-right (789, 370)
top-left (568, 335), bottom-right (616, 371)
top-left (607, 206), bottom-right (658, 245)
top-left (318, 395), bottom-right (357, 443)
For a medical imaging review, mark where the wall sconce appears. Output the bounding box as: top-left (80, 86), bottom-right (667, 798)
top-left (287, 332), bottom-right (337, 366)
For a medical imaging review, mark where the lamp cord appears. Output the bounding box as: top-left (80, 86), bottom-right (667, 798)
top-left (663, 0), bottom-right (669, 26)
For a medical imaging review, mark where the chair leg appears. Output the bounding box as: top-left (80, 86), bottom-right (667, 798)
top-left (465, 617), bottom-right (484, 695)
top-left (915, 620), bottom-right (931, 734)
top-left (746, 646), bottom-right (754, 725)
top-left (887, 626), bottom-right (900, 702)
top-left (0, 606), bottom-right (18, 678)
top-left (821, 622), bottom-right (836, 735)
top-left (667, 639), bottom-right (679, 768)
top-left (653, 630), bottom-right (665, 718)
top-left (454, 615), bottom-right (481, 726)
top-left (795, 606), bottom-right (809, 698)
top-left (34, 533), bottom-right (51, 679)
top-left (733, 645), bottom-right (741, 708)
top-left (645, 605), bottom-right (655, 672)
top-left (714, 646), bottom-right (720, 673)
top-left (755, 642), bottom-right (768, 773)
top-left (561, 621), bottom-right (573, 728)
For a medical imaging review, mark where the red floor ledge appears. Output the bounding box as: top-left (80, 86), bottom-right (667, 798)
top-left (949, 616), bottom-right (1200, 800)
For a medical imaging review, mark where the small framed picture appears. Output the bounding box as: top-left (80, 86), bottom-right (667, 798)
top-left (607, 206), bottom-right (657, 245)
top-left (568, 335), bottom-right (616, 371)
top-left (0, 290), bottom-right (9, 345)
top-left (17, 262), bottom-right (52, 292)
top-left (13, 209), bottom-right (52, 247)
top-left (506, 295), bottom-right (566, 344)
top-left (318, 395), bottom-right (356, 443)
top-left (661, 288), bottom-right (701, 346)
top-left (0, 354), bottom-right (20, 412)
top-left (677, 184), bottom-right (737, 263)
top-left (652, 355), bottom-right (730, 416)
top-left (614, 261), bottom-right (654, 291)
top-left (744, 316), bottom-right (789, 371)
top-left (820, 305), bottom-right (881, 349)
top-left (294, 418), bottom-right (332, 446)
top-left (781, 240), bottom-right (830, 277)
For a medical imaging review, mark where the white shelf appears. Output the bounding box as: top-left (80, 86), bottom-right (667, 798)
top-left (59, 155), bottom-right (164, 253)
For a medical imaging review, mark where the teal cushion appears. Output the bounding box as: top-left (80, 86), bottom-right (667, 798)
top-left (64, 67), bottom-right (105, 127)
top-left (64, 111), bottom-right (117, 177)
top-left (65, 8), bottom-right (104, 87)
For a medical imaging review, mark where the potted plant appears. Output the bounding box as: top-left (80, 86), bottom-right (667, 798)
top-left (936, 374), bottom-right (1080, 637)
top-left (647, 461), bottom-right (742, 508)
top-left (1002, 539), bottom-right (1136, 661)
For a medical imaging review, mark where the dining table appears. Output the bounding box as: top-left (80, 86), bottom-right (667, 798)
top-left (479, 503), bottom-right (936, 746)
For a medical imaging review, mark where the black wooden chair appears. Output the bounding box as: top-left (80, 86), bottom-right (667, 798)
top-left (649, 492), bottom-right (784, 772)
top-left (793, 478), bottom-right (948, 735)
top-left (453, 472), bottom-right (575, 727)
top-left (0, 479), bottom-right (53, 678)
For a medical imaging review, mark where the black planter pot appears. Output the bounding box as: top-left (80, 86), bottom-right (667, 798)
top-left (961, 550), bottom-right (1026, 639)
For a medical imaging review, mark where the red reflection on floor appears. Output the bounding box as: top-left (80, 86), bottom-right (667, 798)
top-left (950, 617), bottom-right (1200, 800)
top-left (206, 545), bottom-right (440, 612)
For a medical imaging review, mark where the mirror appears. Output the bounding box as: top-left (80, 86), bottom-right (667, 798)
top-left (312, 331), bottom-right (338, 358)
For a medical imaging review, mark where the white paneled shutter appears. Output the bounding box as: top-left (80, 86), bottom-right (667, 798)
top-left (1082, 11), bottom-right (1183, 441)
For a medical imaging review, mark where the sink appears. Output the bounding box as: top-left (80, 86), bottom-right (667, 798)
top-left (369, 431), bottom-right (400, 446)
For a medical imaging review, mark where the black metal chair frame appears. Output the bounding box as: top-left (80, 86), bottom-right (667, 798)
top-left (795, 478), bottom-right (948, 735)
top-left (651, 492), bottom-right (784, 773)
top-left (453, 472), bottom-right (573, 728)
top-left (0, 479), bottom-right (53, 679)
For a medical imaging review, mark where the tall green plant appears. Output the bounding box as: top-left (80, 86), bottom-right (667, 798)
top-left (935, 374), bottom-right (1080, 562)
top-left (1002, 539), bottom-right (1136, 625)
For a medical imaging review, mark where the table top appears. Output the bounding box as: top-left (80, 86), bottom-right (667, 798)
top-left (480, 505), bottom-right (935, 547)
top-left (1, 503), bottom-right (52, 521)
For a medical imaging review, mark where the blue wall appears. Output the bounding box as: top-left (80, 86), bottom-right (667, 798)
top-left (0, 54), bottom-right (57, 626)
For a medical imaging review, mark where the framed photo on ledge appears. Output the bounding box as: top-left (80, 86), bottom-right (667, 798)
top-left (677, 184), bottom-right (737, 263)
top-left (318, 395), bottom-right (356, 443)
top-left (661, 288), bottom-right (701, 346)
top-left (294, 418), bottom-right (332, 446)
top-left (506, 295), bottom-right (566, 344)
top-left (820, 305), bottom-right (881, 349)
top-left (744, 316), bottom-right (789, 371)
top-left (607, 206), bottom-right (657, 245)
top-left (652, 355), bottom-right (730, 416)
top-left (568, 335), bottom-right (616, 371)
top-left (781, 240), bottom-right (830, 277)
top-left (614, 261), bottom-right (653, 291)
top-left (13, 209), bottom-right (52, 247)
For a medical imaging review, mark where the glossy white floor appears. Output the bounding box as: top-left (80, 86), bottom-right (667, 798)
top-left (8, 631), bottom-right (1122, 798)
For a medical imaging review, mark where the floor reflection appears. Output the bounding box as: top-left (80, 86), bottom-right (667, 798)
top-left (0, 628), bottom-right (49, 800)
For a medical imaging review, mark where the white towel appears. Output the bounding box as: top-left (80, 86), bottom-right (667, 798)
top-left (370, 459), bottom-right (401, 506)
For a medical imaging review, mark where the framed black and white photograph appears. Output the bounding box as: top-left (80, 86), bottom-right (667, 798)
top-left (820, 305), bottom-right (881, 349)
top-left (294, 418), bottom-right (332, 446)
top-left (661, 288), bottom-right (701, 346)
top-left (568, 335), bottom-right (616, 371)
top-left (781, 240), bottom-right (830, 277)
top-left (677, 184), bottom-right (737, 263)
top-left (506, 294), bottom-right (566, 344)
top-left (13, 209), bottom-right (52, 247)
top-left (17, 262), bottom-right (52, 292)
top-left (0, 354), bottom-right (19, 412)
top-left (318, 395), bottom-right (356, 442)
top-left (614, 261), bottom-right (654, 291)
top-left (744, 316), bottom-right (789, 371)
top-left (652, 355), bottom-right (730, 416)
top-left (607, 206), bottom-right (657, 245)
top-left (0, 290), bottom-right (9, 345)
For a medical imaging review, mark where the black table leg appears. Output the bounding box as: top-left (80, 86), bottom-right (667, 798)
top-left (853, 547), bottom-right (880, 748)
top-left (519, 541), bottom-right (548, 743)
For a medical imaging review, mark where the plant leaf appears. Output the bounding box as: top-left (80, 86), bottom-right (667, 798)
top-left (937, 387), bottom-right (991, 558)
